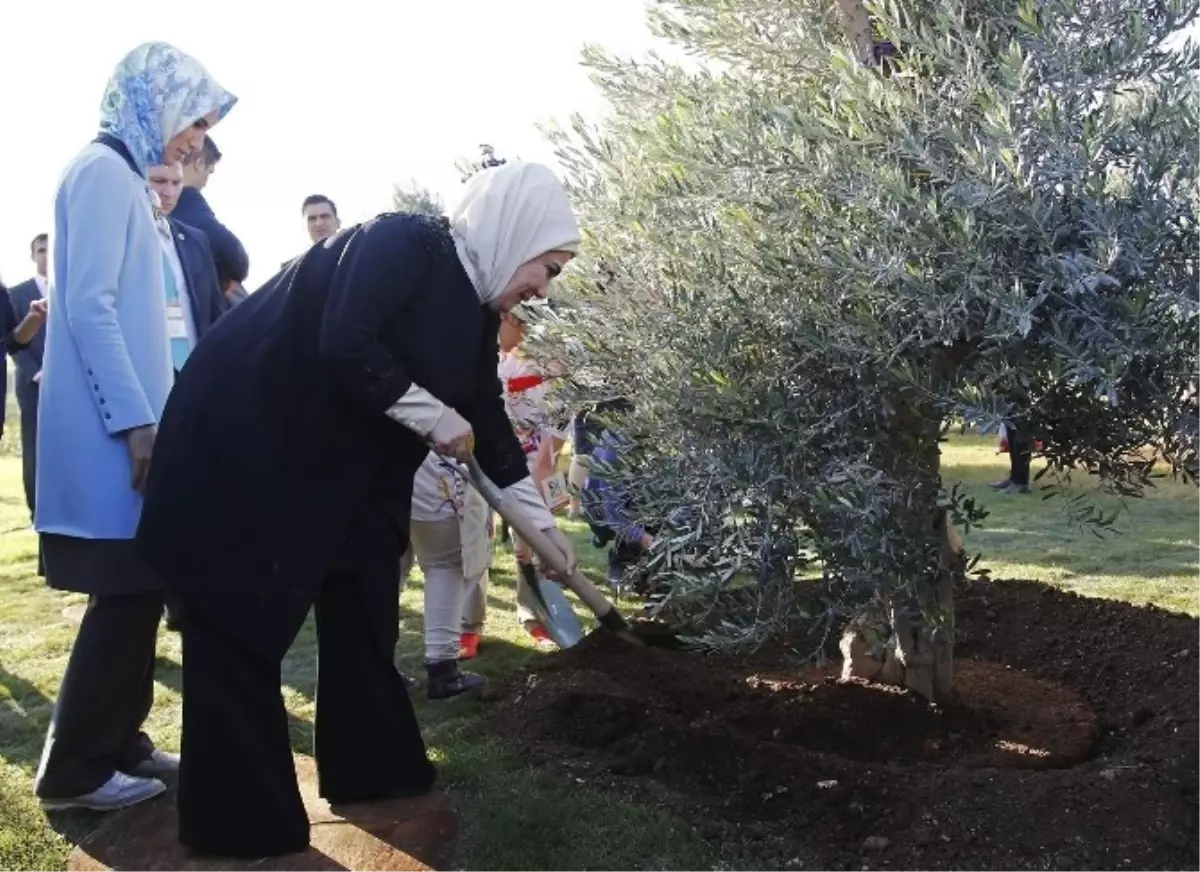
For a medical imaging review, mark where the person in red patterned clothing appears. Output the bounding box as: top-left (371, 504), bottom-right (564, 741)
top-left (470, 307), bottom-right (570, 648)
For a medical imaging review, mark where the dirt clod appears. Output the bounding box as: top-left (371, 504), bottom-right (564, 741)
top-left (861, 836), bottom-right (890, 852)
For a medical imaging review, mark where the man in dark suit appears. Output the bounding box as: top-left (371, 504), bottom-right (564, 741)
top-left (173, 135), bottom-right (251, 308)
top-left (302, 194), bottom-right (341, 245)
top-left (149, 163), bottom-right (229, 344)
top-left (149, 162), bottom-right (230, 631)
top-left (278, 194), bottom-right (344, 273)
top-left (4, 233), bottom-right (51, 517)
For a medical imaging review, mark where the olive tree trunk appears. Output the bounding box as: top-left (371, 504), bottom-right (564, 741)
top-left (840, 511), bottom-right (963, 702)
top-left (821, 1), bottom-right (970, 704)
top-left (838, 343), bottom-right (972, 704)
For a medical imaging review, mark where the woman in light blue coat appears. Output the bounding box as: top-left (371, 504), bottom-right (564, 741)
top-left (33, 42), bottom-right (236, 813)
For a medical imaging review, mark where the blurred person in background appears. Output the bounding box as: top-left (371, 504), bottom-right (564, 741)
top-left (3, 233), bottom-right (51, 518)
top-left (302, 194), bottom-right (341, 244)
top-left (174, 135), bottom-right (250, 306)
top-left (146, 159), bottom-right (235, 631)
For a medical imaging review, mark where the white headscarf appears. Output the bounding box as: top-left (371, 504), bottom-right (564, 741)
top-left (450, 162), bottom-right (581, 304)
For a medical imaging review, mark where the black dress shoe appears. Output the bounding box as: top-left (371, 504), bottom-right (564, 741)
top-left (988, 477), bottom-right (1012, 489)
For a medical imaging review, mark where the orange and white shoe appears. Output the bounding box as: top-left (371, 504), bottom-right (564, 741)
top-left (526, 623), bottom-right (558, 651)
top-left (459, 632), bottom-right (481, 660)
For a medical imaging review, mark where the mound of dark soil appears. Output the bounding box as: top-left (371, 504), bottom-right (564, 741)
top-left (488, 579), bottom-right (1198, 870)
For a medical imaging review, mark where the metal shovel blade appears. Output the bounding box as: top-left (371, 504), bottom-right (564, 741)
top-left (520, 563), bottom-right (586, 649)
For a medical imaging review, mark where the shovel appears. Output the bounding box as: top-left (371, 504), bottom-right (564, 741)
top-left (516, 561), bottom-right (586, 649)
top-left (457, 454), bottom-right (644, 649)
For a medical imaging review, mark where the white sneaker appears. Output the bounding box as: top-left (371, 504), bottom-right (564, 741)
top-left (39, 771), bottom-right (166, 811)
top-left (129, 749), bottom-right (180, 777)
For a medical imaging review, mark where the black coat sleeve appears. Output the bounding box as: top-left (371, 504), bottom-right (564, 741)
top-left (208, 221), bottom-right (250, 285)
top-left (198, 237), bottom-right (232, 324)
top-left (183, 224), bottom-right (232, 329)
top-left (317, 217), bottom-right (430, 416)
top-left (175, 193), bottom-right (250, 284)
top-left (461, 314), bottom-right (529, 490)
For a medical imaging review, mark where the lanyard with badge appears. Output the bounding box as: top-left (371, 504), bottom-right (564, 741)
top-left (98, 132), bottom-right (193, 366)
top-left (159, 232), bottom-right (189, 346)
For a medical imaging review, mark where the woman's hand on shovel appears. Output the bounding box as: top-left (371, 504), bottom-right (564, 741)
top-left (540, 526), bottom-right (577, 583)
top-left (428, 406), bottom-right (475, 461)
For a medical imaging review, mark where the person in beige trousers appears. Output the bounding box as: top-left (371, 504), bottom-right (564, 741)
top-left (400, 451), bottom-right (493, 697)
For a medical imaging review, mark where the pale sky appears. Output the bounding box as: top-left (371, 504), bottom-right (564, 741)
top-left (0, 0), bottom-right (667, 289)
top-left (2, 4), bottom-right (1193, 291)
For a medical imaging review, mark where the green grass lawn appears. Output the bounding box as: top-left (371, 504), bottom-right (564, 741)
top-left (0, 427), bottom-right (1195, 871)
top-left (945, 436), bottom-right (1198, 616)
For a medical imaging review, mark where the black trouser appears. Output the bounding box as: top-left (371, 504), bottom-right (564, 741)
top-left (35, 591), bottom-right (163, 798)
top-left (163, 595), bottom-right (184, 629)
top-left (19, 393), bottom-right (36, 519)
top-left (176, 535), bottom-right (435, 858)
top-left (1007, 421), bottom-right (1034, 487)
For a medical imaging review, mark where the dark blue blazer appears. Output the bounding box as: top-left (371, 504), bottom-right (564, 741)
top-left (0, 284), bottom-right (28, 434)
top-left (172, 187), bottom-right (249, 287)
top-left (168, 217), bottom-right (230, 341)
top-left (5, 278), bottom-right (44, 412)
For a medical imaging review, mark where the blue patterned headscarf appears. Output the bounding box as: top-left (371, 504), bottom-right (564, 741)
top-left (98, 42), bottom-right (237, 176)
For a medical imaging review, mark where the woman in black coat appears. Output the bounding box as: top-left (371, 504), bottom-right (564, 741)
top-left (136, 162), bottom-right (581, 858)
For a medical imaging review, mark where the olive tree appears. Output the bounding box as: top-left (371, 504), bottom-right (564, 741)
top-left (392, 180), bottom-right (445, 217)
top-left (390, 144), bottom-right (508, 218)
top-left (533, 0), bottom-right (1198, 701)
top-left (455, 144), bottom-right (508, 181)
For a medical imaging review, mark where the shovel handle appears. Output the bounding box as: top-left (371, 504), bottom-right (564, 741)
top-left (461, 455), bottom-right (624, 624)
